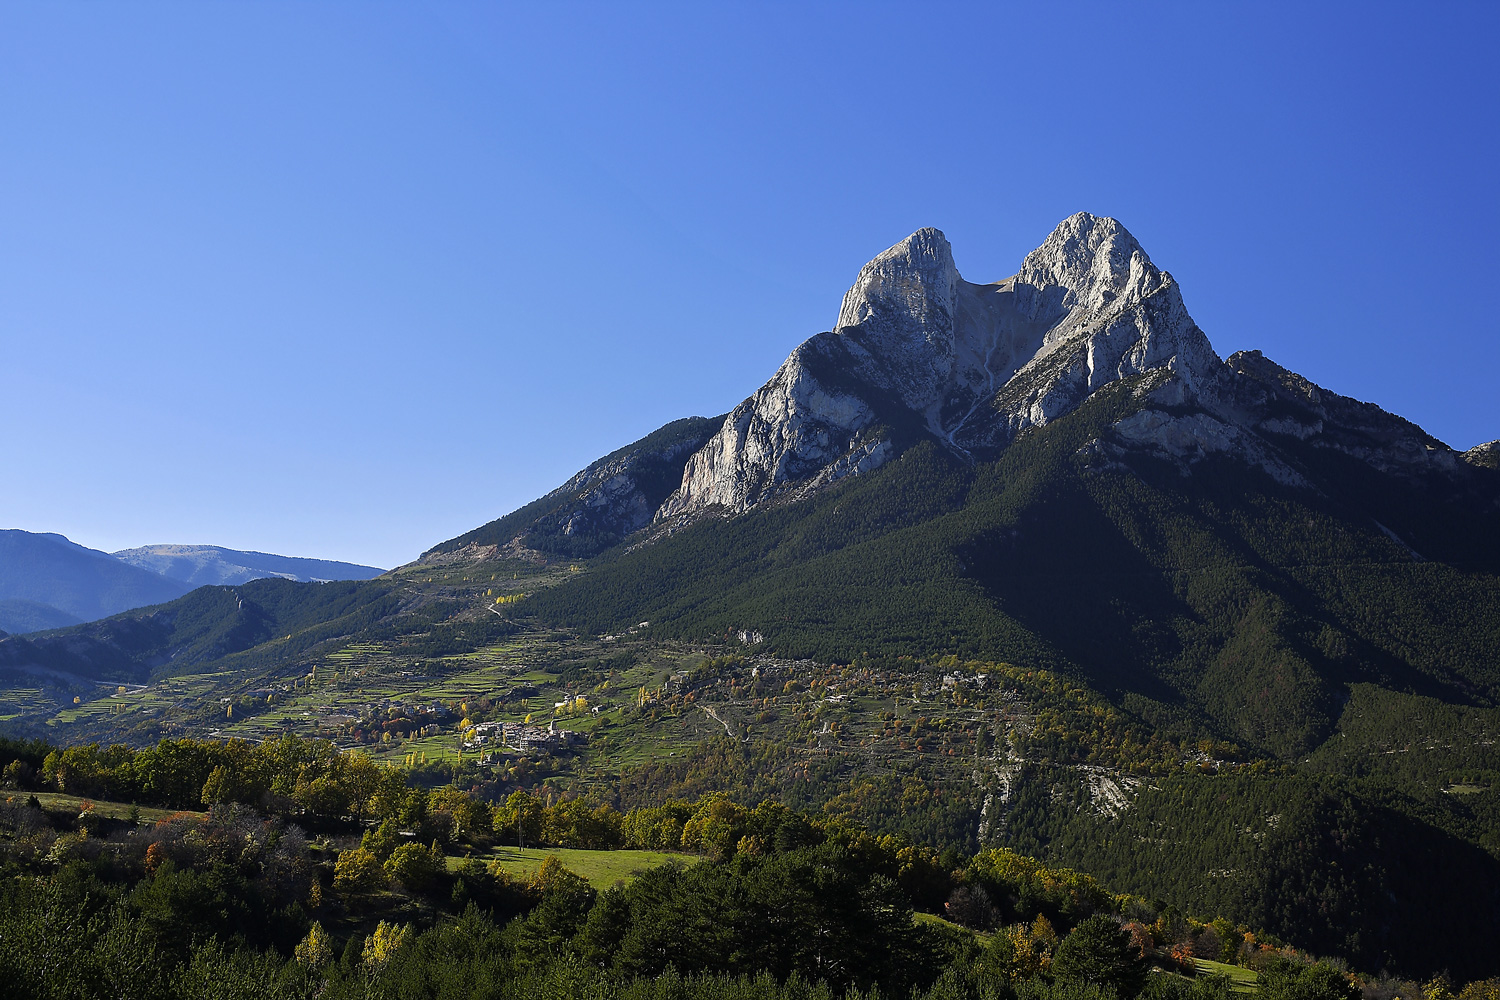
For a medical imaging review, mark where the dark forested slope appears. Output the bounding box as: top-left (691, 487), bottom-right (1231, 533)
top-left (0, 577), bottom-right (425, 685)
top-left (526, 376), bottom-right (1500, 760)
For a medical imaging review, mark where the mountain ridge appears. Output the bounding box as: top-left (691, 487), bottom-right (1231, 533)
top-left (112, 543), bottom-right (384, 587)
top-left (440, 213), bottom-right (1500, 759)
top-left (0, 530), bottom-right (193, 631)
top-left (0, 529), bottom-right (386, 635)
top-left (423, 415), bottom-right (725, 562)
top-left (438, 213), bottom-right (1489, 560)
top-left (4, 216), bottom-right (1497, 982)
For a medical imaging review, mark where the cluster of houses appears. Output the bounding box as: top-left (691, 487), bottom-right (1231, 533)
top-left (462, 718), bottom-right (588, 753)
top-left (941, 671), bottom-right (991, 690)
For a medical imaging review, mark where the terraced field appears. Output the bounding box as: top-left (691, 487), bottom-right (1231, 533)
top-left (462, 845), bottom-right (695, 889)
top-left (46, 672), bottom-right (235, 730)
top-left (0, 687), bottom-right (57, 722)
top-left (1193, 959), bottom-right (1258, 993)
top-left (18, 792), bottom-right (204, 824)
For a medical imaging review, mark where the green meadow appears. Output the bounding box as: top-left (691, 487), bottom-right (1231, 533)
top-left (460, 845), bottom-right (696, 889)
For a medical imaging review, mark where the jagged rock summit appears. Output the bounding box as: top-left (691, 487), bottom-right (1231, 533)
top-left (660, 213), bottom-right (1222, 517)
top-left (427, 212), bottom-right (1490, 562)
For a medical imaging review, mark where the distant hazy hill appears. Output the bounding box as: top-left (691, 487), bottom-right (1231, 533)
top-left (0, 530), bottom-right (193, 630)
top-left (0, 576), bottom-right (416, 684)
top-left (0, 598), bottom-right (81, 635)
top-left (112, 544), bottom-right (384, 587)
top-left (0, 531), bottom-right (383, 635)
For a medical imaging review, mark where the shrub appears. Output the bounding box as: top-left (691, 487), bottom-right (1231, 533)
top-left (332, 846), bottom-right (385, 892)
top-left (384, 840), bottom-right (445, 891)
top-left (1052, 915), bottom-right (1150, 996)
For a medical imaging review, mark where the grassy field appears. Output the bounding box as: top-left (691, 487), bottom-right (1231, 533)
top-left (17, 792), bottom-right (204, 823)
top-left (0, 687), bottom-right (54, 722)
top-left (913, 910), bottom-right (994, 939)
top-left (462, 845), bottom-right (695, 888)
top-left (1194, 959), bottom-right (1258, 993)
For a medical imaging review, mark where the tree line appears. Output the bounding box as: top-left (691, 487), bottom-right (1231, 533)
top-left (1, 788), bottom-right (1406, 1000)
top-left (3, 731), bottom-right (1495, 995)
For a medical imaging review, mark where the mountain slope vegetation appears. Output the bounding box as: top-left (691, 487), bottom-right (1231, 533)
top-left (4, 215), bottom-right (1497, 986)
top-left (0, 576), bottom-right (498, 685)
top-left (0, 598), bottom-right (81, 635)
top-left (526, 376), bottom-right (1500, 758)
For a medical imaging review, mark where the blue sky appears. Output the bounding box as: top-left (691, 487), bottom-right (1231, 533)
top-left (3, 3), bottom-right (1497, 569)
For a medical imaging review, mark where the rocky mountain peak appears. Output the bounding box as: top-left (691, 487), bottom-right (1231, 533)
top-left (835, 227), bottom-right (959, 348)
top-left (654, 215), bottom-right (1234, 519)
top-left (1019, 212), bottom-right (1148, 310)
top-left (1012, 213), bottom-right (1216, 386)
top-left (826, 227), bottom-right (966, 421)
top-left (446, 214), bottom-right (1493, 556)
top-left (1465, 441), bottom-right (1500, 469)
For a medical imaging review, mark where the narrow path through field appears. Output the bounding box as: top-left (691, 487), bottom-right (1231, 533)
top-left (700, 704), bottom-right (735, 739)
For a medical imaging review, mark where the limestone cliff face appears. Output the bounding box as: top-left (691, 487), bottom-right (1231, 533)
top-left (982, 214), bottom-right (1223, 445)
top-left (660, 213), bottom-right (1227, 517)
top-left (654, 337), bottom-right (890, 517)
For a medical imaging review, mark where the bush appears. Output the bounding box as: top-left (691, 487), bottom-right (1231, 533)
top-left (384, 841), bottom-right (445, 891)
top-left (1256, 958), bottom-right (1360, 1000)
top-left (333, 846), bottom-right (385, 893)
top-left (1051, 915), bottom-right (1150, 996)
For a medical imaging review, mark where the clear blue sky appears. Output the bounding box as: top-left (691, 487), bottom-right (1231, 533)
top-left (3, 3), bottom-right (1497, 569)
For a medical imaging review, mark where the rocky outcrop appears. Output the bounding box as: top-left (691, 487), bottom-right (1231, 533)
top-left (1094, 404), bottom-right (1308, 487)
top-left (1463, 441), bottom-right (1500, 469)
top-left (540, 442), bottom-right (695, 540)
top-left (423, 416), bottom-right (723, 561)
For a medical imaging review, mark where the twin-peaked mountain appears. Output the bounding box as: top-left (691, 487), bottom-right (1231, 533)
top-left (429, 213), bottom-right (1500, 759)
top-left (8, 215), bottom-right (1490, 763)
top-left (661, 215), bottom-right (1224, 516)
top-left (6, 215), bottom-right (1492, 984)
top-left (430, 213), bottom-right (1494, 562)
